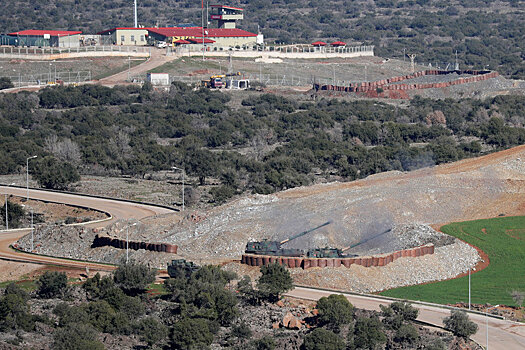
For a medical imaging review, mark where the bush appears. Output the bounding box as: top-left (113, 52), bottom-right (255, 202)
top-left (316, 294), bottom-right (354, 330)
top-left (256, 263), bottom-right (293, 302)
top-left (303, 327), bottom-right (345, 350)
top-left (53, 322), bottom-right (104, 350)
top-left (171, 318), bottom-right (214, 350)
top-left (113, 262), bottom-right (156, 295)
top-left (394, 323), bottom-right (418, 344)
top-left (31, 156), bottom-right (80, 190)
top-left (354, 317), bottom-right (387, 350)
top-left (0, 293), bottom-right (34, 331)
top-left (380, 301), bottom-right (418, 330)
top-left (0, 77), bottom-right (14, 90)
top-left (1, 199), bottom-right (26, 229)
top-left (249, 336), bottom-right (275, 350)
top-left (4, 283), bottom-right (29, 301)
top-left (443, 310), bottom-right (478, 338)
top-left (37, 271), bottom-right (68, 299)
top-left (135, 316), bottom-right (167, 348)
top-left (231, 322), bottom-right (252, 339)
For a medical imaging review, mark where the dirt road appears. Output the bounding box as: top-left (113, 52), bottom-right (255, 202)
top-left (287, 286), bottom-right (525, 350)
top-left (99, 47), bottom-right (177, 84)
top-left (0, 186), bottom-right (174, 273)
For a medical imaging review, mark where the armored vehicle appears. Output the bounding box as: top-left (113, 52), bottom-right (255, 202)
top-left (245, 221), bottom-right (332, 257)
top-left (167, 259), bottom-right (199, 278)
top-left (306, 228), bottom-right (392, 258)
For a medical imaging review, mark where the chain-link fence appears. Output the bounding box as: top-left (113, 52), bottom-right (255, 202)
top-left (0, 71), bottom-right (92, 88)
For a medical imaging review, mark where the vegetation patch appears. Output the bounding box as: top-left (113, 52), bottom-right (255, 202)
top-left (380, 216), bottom-right (525, 306)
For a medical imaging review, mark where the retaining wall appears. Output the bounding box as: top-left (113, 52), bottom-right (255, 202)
top-left (241, 244), bottom-right (434, 269)
top-left (93, 234), bottom-right (178, 254)
top-left (314, 70), bottom-right (499, 93)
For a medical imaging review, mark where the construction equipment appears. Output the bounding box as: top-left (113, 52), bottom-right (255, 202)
top-left (167, 259), bottom-right (199, 278)
top-left (306, 228), bottom-right (392, 258)
top-left (201, 72), bottom-right (243, 89)
top-left (244, 221), bottom-right (332, 257)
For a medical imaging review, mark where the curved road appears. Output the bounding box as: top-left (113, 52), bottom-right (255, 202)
top-left (1, 186), bottom-right (525, 348)
top-left (0, 186), bottom-right (174, 270)
top-left (287, 287), bottom-right (525, 349)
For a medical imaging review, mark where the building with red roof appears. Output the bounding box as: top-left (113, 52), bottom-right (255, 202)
top-left (8, 29), bottom-right (83, 47)
top-left (146, 27), bottom-right (258, 49)
top-left (331, 41), bottom-right (347, 47)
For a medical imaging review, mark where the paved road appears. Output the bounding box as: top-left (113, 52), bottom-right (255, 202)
top-left (0, 186), bottom-right (174, 271)
top-left (287, 286), bottom-right (525, 350)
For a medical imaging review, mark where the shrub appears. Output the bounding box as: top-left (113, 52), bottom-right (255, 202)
top-left (1, 199), bottom-right (26, 229)
top-left (354, 317), bottom-right (387, 350)
top-left (316, 294), bottom-right (354, 330)
top-left (426, 338), bottom-right (446, 350)
top-left (231, 322), bottom-right (252, 339)
top-left (303, 328), bottom-right (345, 350)
top-left (394, 323), bottom-right (418, 344)
top-left (113, 262), bottom-right (156, 295)
top-left (135, 317), bottom-right (168, 347)
top-left (249, 336), bottom-right (275, 350)
top-left (380, 301), bottom-right (418, 330)
top-left (4, 283), bottom-right (29, 301)
top-left (37, 271), bottom-right (68, 299)
top-left (31, 156), bottom-right (80, 190)
top-left (53, 322), bottom-right (104, 350)
top-left (256, 263), bottom-right (293, 302)
top-left (0, 77), bottom-right (14, 90)
top-left (0, 293), bottom-right (34, 331)
top-left (171, 318), bottom-right (214, 350)
top-left (443, 310), bottom-right (478, 338)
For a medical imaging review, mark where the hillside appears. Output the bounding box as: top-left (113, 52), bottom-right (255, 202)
top-left (1, 0), bottom-right (523, 78)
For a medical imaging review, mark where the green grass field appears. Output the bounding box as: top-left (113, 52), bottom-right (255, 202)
top-left (380, 216), bottom-right (525, 306)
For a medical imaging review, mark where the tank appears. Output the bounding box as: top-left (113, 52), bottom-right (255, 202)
top-left (306, 228), bottom-right (392, 259)
top-left (244, 221), bottom-right (332, 257)
top-left (167, 259), bottom-right (199, 278)
top-left (306, 247), bottom-right (357, 258)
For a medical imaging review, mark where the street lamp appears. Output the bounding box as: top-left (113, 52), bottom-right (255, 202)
top-left (485, 304), bottom-right (499, 350)
top-left (172, 166), bottom-right (185, 212)
top-left (4, 183), bottom-right (15, 230)
top-left (126, 222), bottom-right (137, 264)
top-left (30, 208), bottom-right (34, 251)
top-left (26, 155), bottom-right (37, 201)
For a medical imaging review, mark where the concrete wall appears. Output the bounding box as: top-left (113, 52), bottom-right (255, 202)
top-left (241, 244), bottom-right (435, 269)
top-left (0, 46), bottom-right (150, 60)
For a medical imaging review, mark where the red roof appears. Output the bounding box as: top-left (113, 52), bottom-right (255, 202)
top-left (173, 39), bottom-right (191, 44)
top-left (210, 5), bottom-right (243, 11)
top-left (8, 30), bottom-right (82, 37)
top-left (97, 27), bottom-right (150, 35)
top-left (311, 41), bottom-right (327, 46)
top-left (331, 41), bottom-right (346, 46)
top-left (187, 38), bottom-right (216, 44)
top-left (148, 27), bottom-right (256, 38)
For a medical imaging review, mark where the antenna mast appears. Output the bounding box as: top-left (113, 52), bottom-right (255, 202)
top-left (134, 0), bottom-right (138, 27)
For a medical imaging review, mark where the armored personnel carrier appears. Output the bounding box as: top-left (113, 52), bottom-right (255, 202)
top-left (245, 221), bottom-right (332, 257)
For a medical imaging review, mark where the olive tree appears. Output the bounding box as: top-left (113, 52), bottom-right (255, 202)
top-left (256, 263), bottom-right (293, 302)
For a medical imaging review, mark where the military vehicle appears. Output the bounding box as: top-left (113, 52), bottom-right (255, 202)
top-left (306, 228), bottom-right (392, 258)
top-left (167, 259), bottom-right (200, 278)
top-left (245, 221), bottom-right (332, 257)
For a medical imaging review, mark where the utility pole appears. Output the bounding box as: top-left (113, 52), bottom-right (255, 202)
top-left (455, 50), bottom-right (459, 70)
top-left (30, 209), bottom-right (34, 251)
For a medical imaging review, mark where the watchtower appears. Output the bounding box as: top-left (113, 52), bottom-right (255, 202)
top-left (210, 4), bottom-right (243, 29)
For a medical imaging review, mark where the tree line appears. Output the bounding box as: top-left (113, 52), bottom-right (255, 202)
top-left (1, 83), bottom-right (525, 204)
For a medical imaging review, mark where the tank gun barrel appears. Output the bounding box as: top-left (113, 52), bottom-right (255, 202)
top-left (280, 221), bottom-right (332, 245)
top-left (341, 228), bottom-right (392, 252)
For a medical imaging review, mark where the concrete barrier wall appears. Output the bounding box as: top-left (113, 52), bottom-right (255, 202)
top-left (314, 70), bottom-right (499, 94)
top-left (93, 234), bottom-right (178, 254)
top-left (241, 244), bottom-right (434, 269)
